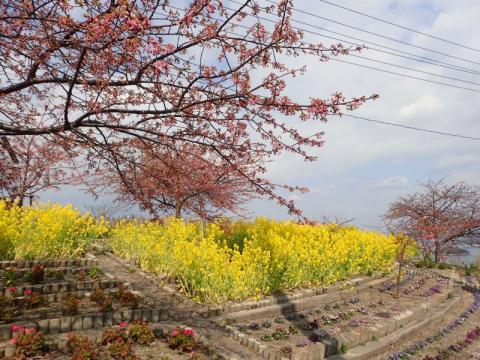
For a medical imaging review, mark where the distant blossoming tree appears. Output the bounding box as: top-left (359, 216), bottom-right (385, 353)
top-left (383, 179), bottom-right (480, 262)
top-left (0, 136), bottom-right (70, 205)
top-left (101, 143), bottom-right (258, 219)
top-left (0, 0), bottom-right (376, 217)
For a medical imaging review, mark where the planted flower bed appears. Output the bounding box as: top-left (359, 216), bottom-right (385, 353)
top-left (2, 322), bottom-right (213, 359)
top-left (388, 287), bottom-right (480, 360)
top-left (0, 256), bottom-right (161, 345)
top-left (226, 271), bottom-right (451, 359)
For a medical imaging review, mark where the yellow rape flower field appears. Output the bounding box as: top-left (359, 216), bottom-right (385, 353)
top-left (0, 201), bottom-right (108, 260)
top-left (109, 218), bottom-right (410, 304)
top-left (0, 201), bottom-right (414, 304)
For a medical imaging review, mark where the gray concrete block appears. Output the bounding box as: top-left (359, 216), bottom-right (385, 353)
top-left (151, 309), bottom-right (159, 322)
top-left (141, 309), bottom-right (151, 322)
top-left (60, 317), bottom-right (72, 332)
top-left (122, 310), bottom-right (133, 322)
top-left (38, 319), bottom-right (49, 334)
top-left (132, 310), bottom-right (142, 321)
top-left (83, 315), bottom-right (94, 329)
top-left (94, 314), bottom-right (104, 329)
top-left (49, 318), bottom-right (61, 334)
top-left (0, 325), bottom-right (12, 341)
top-left (113, 312), bottom-right (123, 325)
top-left (72, 317), bottom-right (83, 331)
top-left (104, 312), bottom-right (113, 326)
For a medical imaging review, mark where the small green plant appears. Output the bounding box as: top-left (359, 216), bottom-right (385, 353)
top-left (128, 321), bottom-right (155, 345)
top-left (465, 264), bottom-right (479, 276)
top-left (437, 262), bottom-right (451, 270)
top-left (87, 267), bottom-right (102, 280)
top-left (30, 264), bottom-right (45, 284)
top-left (261, 333), bottom-right (273, 342)
top-left (4, 267), bottom-right (17, 286)
top-left (67, 334), bottom-right (99, 360)
top-left (274, 316), bottom-right (285, 324)
top-left (272, 328), bottom-right (289, 340)
top-left (340, 344), bottom-right (347, 354)
top-left (54, 271), bottom-right (66, 281)
top-left (62, 294), bottom-right (80, 315)
top-left (23, 271), bottom-right (33, 283)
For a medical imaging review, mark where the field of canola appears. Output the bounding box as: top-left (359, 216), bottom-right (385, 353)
top-left (109, 218), bottom-right (405, 303)
top-left (0, 201), bottom-right (409, 304)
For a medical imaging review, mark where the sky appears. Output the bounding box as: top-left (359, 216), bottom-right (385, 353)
top-left (40, 0), bottom-right (480, 230)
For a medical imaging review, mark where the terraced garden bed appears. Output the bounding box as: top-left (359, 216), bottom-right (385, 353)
top-left (222, 270), bottom-right (455, 359)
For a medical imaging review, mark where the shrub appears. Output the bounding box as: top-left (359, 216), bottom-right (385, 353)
top-left (107, 339), bottom-right (137, 360)
top-left (62, 294), bottom-right (80, 315)
top-left (115, 286), bottom-right (140, 309)
top-left (128, 322), bottom-right (155, 345)
top-left (100, 328), bottom-right (128, 346)
top-left (167, 328), bottom-right (196, 353)
top-left (24, 290), bottom-right (48, 309)
top-left (31, 264), bottom-right (45, 284)
top-left (67, 334), bottom-right (100, 360)
top-left (90, 289), bottom-right (113, 312)
top-left (12, 327), bottom-right (48, 357)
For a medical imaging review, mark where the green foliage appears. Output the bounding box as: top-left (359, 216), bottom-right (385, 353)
top-left (465, 264), bottom-right (479, 276)
top-left (87, 267), bottom-right (102, 279)
top-left (4, 267), bottom-right (17, 286)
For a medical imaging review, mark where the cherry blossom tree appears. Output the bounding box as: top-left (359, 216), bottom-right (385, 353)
top-left (0, 136), bottom-right (70, 205)
top-left (383, 179), bottom-right (480, 262)
top-left (0, 0), bottom-right (376, 217)
top-left (102, 142), bottom-right (258, 219)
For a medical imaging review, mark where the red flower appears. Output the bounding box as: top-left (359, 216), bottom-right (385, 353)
top-left (11, 324), bottom-right (24, 333)
top-left (183, 328), bottom-right (194, 336)
top-left (25, 328), bottom-right (36, 334)
top-left (24, 289), bottom-right (33, 296)
top-left (119, 322), bottom-right (129, 328)
top-left (7, 287), bottom-right (17, 293)
top-left (172, 329), bottom-right (180, 337)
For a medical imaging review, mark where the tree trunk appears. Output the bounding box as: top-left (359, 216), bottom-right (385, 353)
top-left (175, 205), bottom-right (182, 219)
top-left (434, 243), bottom-right (441, 263)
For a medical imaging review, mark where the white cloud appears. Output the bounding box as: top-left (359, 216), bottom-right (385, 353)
top-left (376, 176), bottom-right (410, 189)
top-left (399, 95), bottom-right (443, 119)
top-left (434, 155), bottom-right (480, 170)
